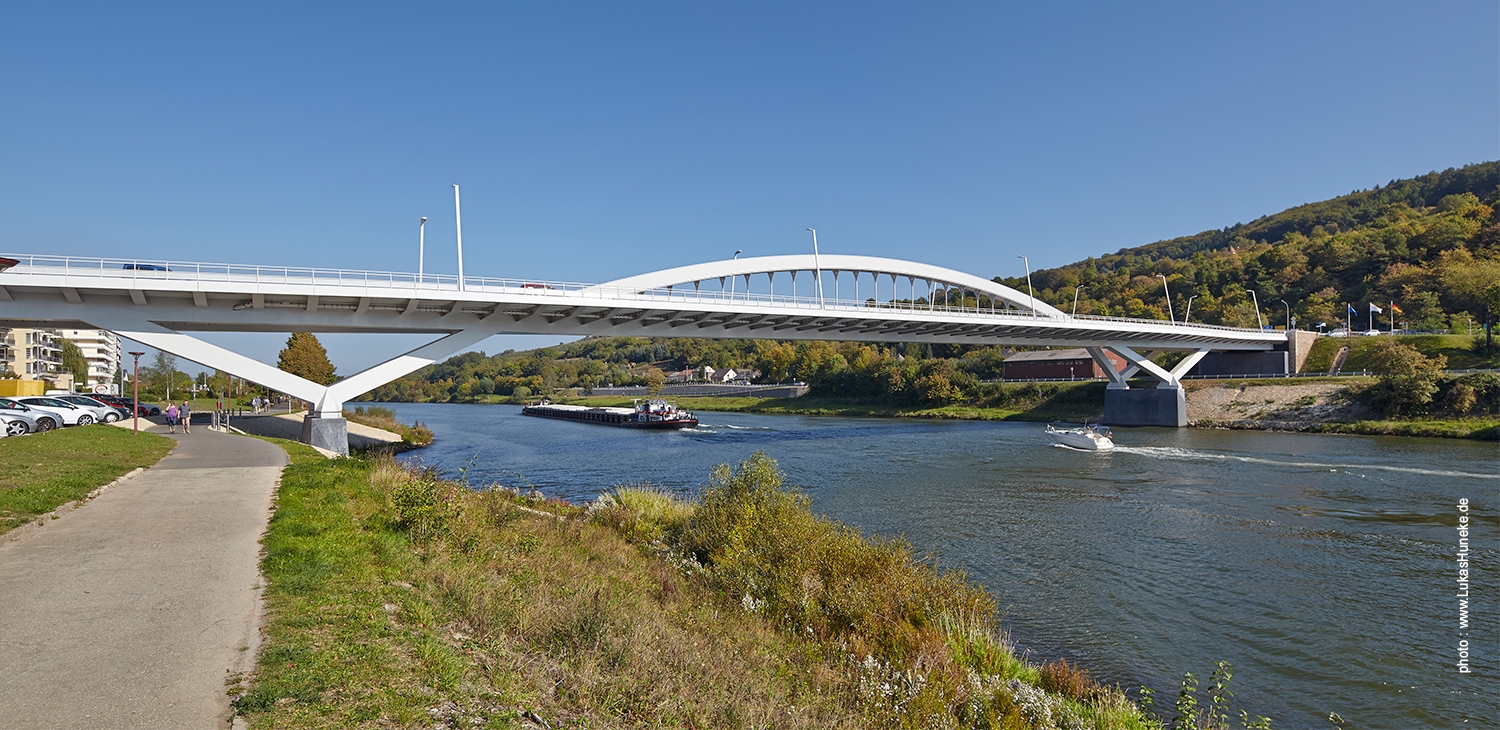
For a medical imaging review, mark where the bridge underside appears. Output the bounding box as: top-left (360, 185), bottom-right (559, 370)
top-left (1, 263), bottom-right (1286, 446)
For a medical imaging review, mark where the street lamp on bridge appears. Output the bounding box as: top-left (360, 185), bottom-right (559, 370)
top-left (1185, 294), bottom-right (1198, 323)
top-left (1073, 284), bottom-right (1085, 317)
top-left (1017, 255), bottom-right (1036, 318)
top-left (1157, 274), bottom-right (1175, 324)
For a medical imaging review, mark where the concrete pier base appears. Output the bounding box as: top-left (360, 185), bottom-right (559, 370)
top-left (300, 415), bottom-right (349, 456)
top-left (1104, 386), bottom-right (1187, 427)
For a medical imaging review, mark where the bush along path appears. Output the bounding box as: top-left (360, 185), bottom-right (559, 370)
top-left (237, 447), bottom-right (1281, 729)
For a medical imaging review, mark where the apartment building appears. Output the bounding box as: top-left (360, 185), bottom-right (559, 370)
top-left (5, 328), bottom-right (63, 378)
top-left (57, 328), bottom-right (121, 391)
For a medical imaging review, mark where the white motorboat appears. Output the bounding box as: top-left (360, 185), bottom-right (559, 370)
top-left (1047, 423), bottom-right (1115, 451)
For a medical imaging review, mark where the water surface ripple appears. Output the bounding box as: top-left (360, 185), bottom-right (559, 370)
top-left (379, 402), bottom-right (1495, 728)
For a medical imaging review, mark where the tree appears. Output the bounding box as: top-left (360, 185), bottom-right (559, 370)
top-left (59, 339), bottom-right (89, 386)
top-left (645, 367), bottom-right (666, 395)
top-left (277, 333), bottom-right (337, 385)
top-left (1367, 339), bottom-right (1447, 416)
top-left (152, 351), bottom-right (179, 401)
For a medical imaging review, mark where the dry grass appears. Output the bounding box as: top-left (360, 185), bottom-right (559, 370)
top-left (238, 446), bottom-right (1167, 729)
top-left (345, 406), bottom-right (434, 446)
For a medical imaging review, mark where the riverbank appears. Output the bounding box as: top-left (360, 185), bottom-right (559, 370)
top-left (520, 380), bottom-right (1111, 423)
top-left (0, 426), bottom-right (175, 536)
top-left (491, 378), bottom-right (1500, 439)
top-left (235, 444), bottom-right (1188, 729)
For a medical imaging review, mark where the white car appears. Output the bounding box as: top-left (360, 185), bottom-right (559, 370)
top-left (13, 396), bottom-right (98, 426)
top-left (53, 395), bottom-right (124, 422)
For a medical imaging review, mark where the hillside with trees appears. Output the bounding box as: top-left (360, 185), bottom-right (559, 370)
top-left (999, 162), bottom-right (1499, 339)
top-left (361, 162), bottom-right (1500, 409)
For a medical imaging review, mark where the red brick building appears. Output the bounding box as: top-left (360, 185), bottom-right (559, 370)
top-left (1001, 348), bottom-right (1127, 380)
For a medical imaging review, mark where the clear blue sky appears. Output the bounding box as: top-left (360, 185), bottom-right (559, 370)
top-left (4, 2), bottom-right (1497, 373)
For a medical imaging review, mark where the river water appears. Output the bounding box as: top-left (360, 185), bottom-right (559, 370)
top-left (375, 402), bottom-right (1496, 728)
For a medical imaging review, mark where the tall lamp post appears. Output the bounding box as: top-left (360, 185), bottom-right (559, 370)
top-left (1185, 295), bottom-right (1198, 323)
top-left (806, 229), bottom-right (824, 308)
top-left (1072, 284), bottom-right (1085, 317)
top-left (1157, 274), bottom-right (1175, 324)
top-left (418, 216), bottom-right (427, 284)
top-left (128, 351), bottom-right (144, 434)
top-left (452, 185), bottom-right (465, 292)
top-left (1247, 290), bottom-right (1266, 330)
top-left (729, 249), bottom-right (742, 300)
top-left (1280, 300), bottom-right (1291, 331)
top-left (1018, 255), bottom-right (1036, 318)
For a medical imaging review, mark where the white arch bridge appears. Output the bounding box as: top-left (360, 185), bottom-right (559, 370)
top-left (0, 253), bottom-right (1287, 451)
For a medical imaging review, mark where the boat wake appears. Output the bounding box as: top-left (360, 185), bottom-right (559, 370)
top-left (1114, 446), bottom-right (1498, 480)
top-left (1050, 442), bottom-right (1112, 453)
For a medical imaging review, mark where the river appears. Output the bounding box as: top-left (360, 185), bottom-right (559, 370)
top-left (373, 402), bottom-right (1495, 728)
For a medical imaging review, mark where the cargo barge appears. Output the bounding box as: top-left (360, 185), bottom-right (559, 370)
top-left (520, 399), bottom-right (699, 429)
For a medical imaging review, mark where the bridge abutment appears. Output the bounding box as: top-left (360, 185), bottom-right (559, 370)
top-left (301, 414), bottom-right (350, 457)
top-left (1103, 385), bottom-right (1187, 428)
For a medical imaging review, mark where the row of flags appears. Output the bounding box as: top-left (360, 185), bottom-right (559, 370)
top-left (1347, 302), bottom-right (1403, 314)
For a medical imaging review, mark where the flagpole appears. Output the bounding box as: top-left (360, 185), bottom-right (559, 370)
top-left (1390, 302), bottom-right (1394, 334)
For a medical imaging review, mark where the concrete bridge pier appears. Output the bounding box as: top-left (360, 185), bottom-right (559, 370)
top-left (301, 414), bottom-right (350, 456)
top-left (1089, 345), bottom-right (1208, 428)
top-left (1103, 384), bottom-right (1187, 428)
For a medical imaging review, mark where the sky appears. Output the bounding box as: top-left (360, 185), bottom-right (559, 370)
top-left (3, 2), bottom-right (1497, 374)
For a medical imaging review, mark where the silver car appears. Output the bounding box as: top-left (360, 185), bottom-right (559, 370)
top-left (54, 395), bottom-right (125, 423)
top-left (12, 396), bottom-right (96, 426)
top-left (0, 398), bottom-right (57, 432)
top-left (0, 410), bottom-right (39, 436)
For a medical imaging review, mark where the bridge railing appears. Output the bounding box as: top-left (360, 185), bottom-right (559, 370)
top-left (1, 253), bottom-right (1274, 337)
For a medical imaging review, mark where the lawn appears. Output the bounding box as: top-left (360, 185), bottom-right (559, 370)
top-left (1303, 334), bottom-right (1500, 373)
top-left (0, 426), bottom-right (175, 535)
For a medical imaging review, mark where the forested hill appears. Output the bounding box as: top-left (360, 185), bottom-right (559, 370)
top-left (998, 161), bottom-right (1499, 331)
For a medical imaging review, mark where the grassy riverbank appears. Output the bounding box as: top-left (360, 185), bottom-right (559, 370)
top-left (0, 426), bottom-right (175, 535)
top-left (237, 444), bottom-right (1197, 729)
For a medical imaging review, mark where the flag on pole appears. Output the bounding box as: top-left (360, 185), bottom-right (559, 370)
top-left (1347, 303), bottom-right (1357, 313)
top-left (1369, 303), bottom-right (1383, 313)
top-left (1391, 303), bottom-right (1403, 315)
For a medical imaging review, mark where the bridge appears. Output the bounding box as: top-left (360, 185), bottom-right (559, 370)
top-left (0, 253), bottom-right (1287, 452)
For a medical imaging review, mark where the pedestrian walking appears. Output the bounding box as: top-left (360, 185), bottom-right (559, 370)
top-left (181, 400), bottom-right (192, 433)
top-left (165, 403), bottom-right (179, 434)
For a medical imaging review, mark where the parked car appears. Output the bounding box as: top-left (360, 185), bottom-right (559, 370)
top-left (53, 395), bottom-right (124, 422)
top-left (0, 398), bottom-right (59, 431)
top-left (13, 396), bottom-right (97, 426)
top-left (0, 410), bottom-right (39, 436)
top-left (96, 395), bottom-right (160, 416)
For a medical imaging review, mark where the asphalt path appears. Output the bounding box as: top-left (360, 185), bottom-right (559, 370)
top-left (0, 428), bottom-right (286, 729)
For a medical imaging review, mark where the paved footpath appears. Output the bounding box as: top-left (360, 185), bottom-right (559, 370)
top-left (0, 427), bottom-right (287, 730)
